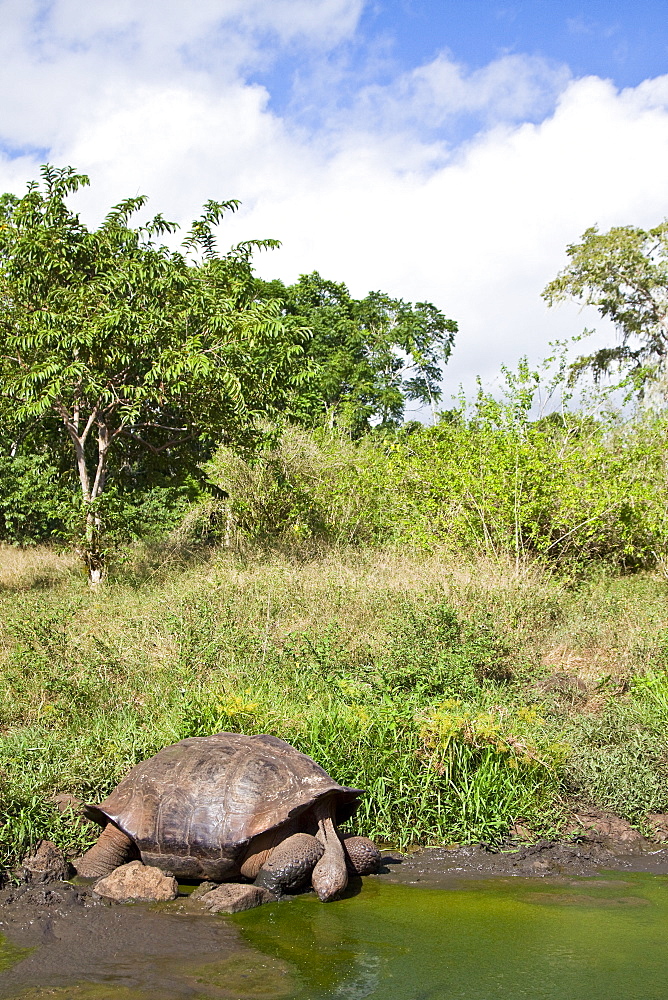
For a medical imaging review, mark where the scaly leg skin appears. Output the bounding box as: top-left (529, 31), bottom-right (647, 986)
top-left (74, 823), bottom-right (136, 878)
top-left (240, 821), bottom-right (298, 880)
top-left (311, 798), bottom-right (349, 902)
top-left (254, 833), bottom-right (323, 896)
top-left (342, 835), bottom-right (382, 876)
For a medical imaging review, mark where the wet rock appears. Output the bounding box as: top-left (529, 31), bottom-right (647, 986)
top-left (198, 883), bottom-right (274, 913)
top-left (570, 810), bottom-right (648, 852)
top-left (21, 841), bottom-right (72, 883)
top-left (93, 861), bottom-right (178, 903)
top-left (647, 813), bottom-right (668, 842)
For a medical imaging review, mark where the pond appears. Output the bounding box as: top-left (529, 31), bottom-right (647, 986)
top-left (2, 874), bottom-right (668, 999)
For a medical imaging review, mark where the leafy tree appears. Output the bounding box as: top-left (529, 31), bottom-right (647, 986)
top-left (543, 221), bottom-right (668, 391)
top-left (0, 165), bottom-right (305, 582)
top-left (256, 272), bottom-right (456, 435)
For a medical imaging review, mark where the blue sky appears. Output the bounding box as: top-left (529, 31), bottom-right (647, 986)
top-left (256, 1), bottom-right (668, 120)
top-left (1, 0), bottom-right (668, 407)
top-left (361, 1), bottom-right (665, 86)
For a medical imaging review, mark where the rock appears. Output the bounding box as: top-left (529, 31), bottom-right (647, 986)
top-left (647, 813), bottom-right (668, 842)
top-left (570, 810), bottom-right (648, 852)
top-left (93, 861), bottom-right (178, 903)
top-left (198, 882), bottom-right (274, 913)
top-left (49, 792), bottom-right (84, 814)
top-left (21, 841), bottom-right (72, 883)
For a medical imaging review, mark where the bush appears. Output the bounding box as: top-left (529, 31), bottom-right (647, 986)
top-left (0, 452), bottom-right (201, 549)
top-left (202, 426), bottom-right (389, 547)
top-left (194, 408), bottom-right (668, 572)
top-left (0, 454), bottom-right (73, 543)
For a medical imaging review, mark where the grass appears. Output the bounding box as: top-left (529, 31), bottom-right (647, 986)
top-left (2, 543), bottom-right (668, 871)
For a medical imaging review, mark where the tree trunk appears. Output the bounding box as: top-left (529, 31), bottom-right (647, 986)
top-left (83, 421), bottom-right (110, 587)
top-left (83, 509), bottom-right (105, 587)
top-left (58, 402), bottom-right (110, 587)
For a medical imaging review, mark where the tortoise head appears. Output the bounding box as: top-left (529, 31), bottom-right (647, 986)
top-left (311, 796), bottom-right (348, 902)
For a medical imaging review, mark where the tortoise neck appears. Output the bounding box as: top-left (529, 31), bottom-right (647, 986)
top-left (74, 822), bottom-right (135, 878)
top-left (311, 797), bottom-right (348, 901)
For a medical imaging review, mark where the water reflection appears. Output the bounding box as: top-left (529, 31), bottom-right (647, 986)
top-left (232, 882), bottom-right (397, 998)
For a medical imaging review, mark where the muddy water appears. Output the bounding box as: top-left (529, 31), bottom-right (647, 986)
top-left (3, 873), bottom-right (668, 999)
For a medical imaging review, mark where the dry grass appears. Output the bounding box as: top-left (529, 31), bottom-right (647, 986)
top-left (1, 544), bottom-right (665, 679)
top-left (0, 544), bottom-right (80, 591)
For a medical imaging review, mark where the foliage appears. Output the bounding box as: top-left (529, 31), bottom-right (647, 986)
top-left (201, 426), bottom-right (386, 547)
top-left (196, 366), bottom-right (668, 572)
top-left (563, 668), bottom-right (668, 823)
top-left (543, 221), bottom-right (668, 391)
top-left (0, 165), bottom-right (305, 579)
top-left (379, 406), bottom-right (668, 570)
top-left (0, 447), bottom-right (204, 547)
top-left (0, 453), bottom-right (72, 543)
top-left (256, 272), bottom-right (457, 434)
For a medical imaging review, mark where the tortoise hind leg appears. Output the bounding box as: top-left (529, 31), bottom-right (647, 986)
top-left (240, 823), bottom-right (295, 880)
top-left (254, 833), bottom-right (323, 897)
top-left (74, 823), bottom-right (136, 878)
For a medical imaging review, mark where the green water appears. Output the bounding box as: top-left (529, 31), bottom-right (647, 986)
top-left (233, 874), bottom-right (668, 1000)
top-left (0, 939), bottom-right (30, 976)
top-left (4, 875), bottom-right (668, 999)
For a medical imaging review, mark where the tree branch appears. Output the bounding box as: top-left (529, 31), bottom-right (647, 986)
top-left (119, 429), bottom-right (198, 454)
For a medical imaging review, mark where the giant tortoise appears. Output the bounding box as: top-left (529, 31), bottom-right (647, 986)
top-left (75, 732), bottom-right (381, 901)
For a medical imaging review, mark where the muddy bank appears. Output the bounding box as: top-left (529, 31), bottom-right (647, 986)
top-left (0, 881), bottom-right (245, 999)
top-left (377, 807), bottom-right (668, 886)
top-left (378, 839), bottom-right (668, 887)
top-left (3, 839), bottom-right (668, 997)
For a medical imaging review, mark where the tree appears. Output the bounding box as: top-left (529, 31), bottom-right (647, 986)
top-left (256, 272), bottom-right (457, 435)
top-left (543, 221), bottom-right (668, 391)
top-left (0, 165), bottom-right (306, 582)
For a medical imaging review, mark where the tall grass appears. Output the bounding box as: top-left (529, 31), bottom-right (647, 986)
top-left (2, 544), bottom-right (668, 870)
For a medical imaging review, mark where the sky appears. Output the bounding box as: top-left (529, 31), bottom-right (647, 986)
top-left (1, 0), bottom-right (668, 412)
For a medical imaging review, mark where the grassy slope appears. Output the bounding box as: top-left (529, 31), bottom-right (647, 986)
top-left (2, 544), bottom-right (668, 870)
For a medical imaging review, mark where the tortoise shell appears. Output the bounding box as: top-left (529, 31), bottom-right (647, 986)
top-left (85, 732), bottom-right (362, 880)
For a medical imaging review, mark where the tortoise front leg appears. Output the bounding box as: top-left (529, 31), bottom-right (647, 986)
top-left (74, 823), bottom-right (136, 878)
top-left (311, 797), bottom-right (349, 901)
top-left (254, 833), bottom-right (323, 896)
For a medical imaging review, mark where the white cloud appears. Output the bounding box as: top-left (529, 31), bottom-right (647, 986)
top-left (343, 52), bottom-right (571, 134)
top-left (2, 0), bottom-right (668, 406)
top-left (217, 72), bottom-right (668, 398)
top-left (0, 0), bottom-right (364, 149)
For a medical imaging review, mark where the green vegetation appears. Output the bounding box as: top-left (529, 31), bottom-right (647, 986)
top-left (256, 271), bottom-right (456, 433)
top-left (1, 166), bottom-right (668, 873)
top-left (0, 166), bottom-right (306, 583)
top-left (204, 384), bottom-right (668, 572)
top-left (543, 217), bottom-right (668, 391)
top-left (1, 542), bottom-right (668, 870)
